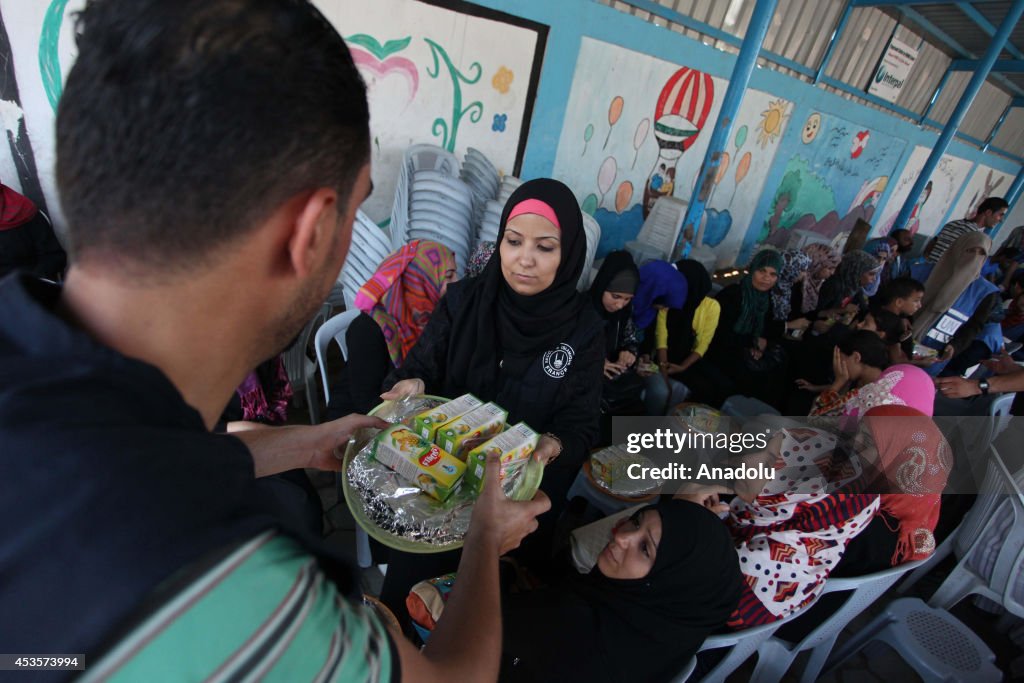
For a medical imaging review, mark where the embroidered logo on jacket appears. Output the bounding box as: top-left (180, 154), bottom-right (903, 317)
top-left (542, 343), bottom-right (575, 379)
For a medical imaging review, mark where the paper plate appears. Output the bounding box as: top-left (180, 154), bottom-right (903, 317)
top-left (341, 395), bottom-right (544, 553)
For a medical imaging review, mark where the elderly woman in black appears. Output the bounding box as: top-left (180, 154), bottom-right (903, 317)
top-left (379, 178), bottom-right (605, 618)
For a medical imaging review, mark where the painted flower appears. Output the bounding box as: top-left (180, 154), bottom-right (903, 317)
top-left (492, 113), bottom-right (507, 133)
top-left (492, 66), bottom-right (514, 94)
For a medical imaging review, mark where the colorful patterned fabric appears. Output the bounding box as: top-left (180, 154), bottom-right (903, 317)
top-left (727, 428), bottom-right (878, 629)
top-left (354, 240), bottom-right (455, 367)
top-left (235, 355), bottom-right (292, 425)
top-left (771, 250), bottom-right (812, 320)
top-left (863, 406), bottom-right (950, 565)
top-left (841, 363), bottom-right (935, 418)
top-left (800, 244), bottom-right (841, 313)
top-left (466, 241), bottom-right (496, 278)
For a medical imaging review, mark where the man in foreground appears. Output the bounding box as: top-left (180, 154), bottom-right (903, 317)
top-left (0, 1), bottom-right (548, 680)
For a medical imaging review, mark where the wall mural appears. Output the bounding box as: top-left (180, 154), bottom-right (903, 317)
top-left (737, 109), bottom-right (907, 263)
top-left (949, 163), bottom-right (1013, 222)
top-left (553, 38), bottom-right (728, 259)
top-left (0, 0), bottom-right (545, 229)
top-left (874, 146), bottom-right (975, 238)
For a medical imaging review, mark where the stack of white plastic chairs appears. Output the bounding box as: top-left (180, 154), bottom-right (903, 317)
top-left (337, 210), bottom-right (392, 308)
top-left (497, 174), bottom-right (522, 205)
top-left (478, 175), bottom-right (523, 245)
top-left (461, 148), bottom-right (499, 228)
top-left (390, 143), bottom-right (475, 274)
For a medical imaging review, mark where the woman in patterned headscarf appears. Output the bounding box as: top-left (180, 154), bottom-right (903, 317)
top-left (816, 250), bottom-right (882, 315)
top-left (798, 243), bottom-right (841, 315)
top-left (771, 249), bottom-right (812, 320)
top-left (325, 239), bottom-right (456, 417)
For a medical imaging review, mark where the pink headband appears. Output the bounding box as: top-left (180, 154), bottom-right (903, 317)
top-left (506, 199), bottom-right (560, 229)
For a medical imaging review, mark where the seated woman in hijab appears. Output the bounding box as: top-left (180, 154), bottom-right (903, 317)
top-left (631, 260), bottom-right (690, 414)
top-left (409, 498), bottom-right (743, 683)
top-left (770, 249), bottom-right (813, 324)
top-left (696, 249), bottom-right (809, 408)
top-left (325, 240), bottom-right (456, 418)
top-left (696, 427), bottom-right (880, 629)
top-left (379, 179), bottom-right (605, 616)
top-left (794, 243), bottom-right (841, 317)
top-left (912, 231), bottom-right (1002, 377)
top-left (812, 250), bottom-right (882, 328)
top-left (640, 259), bottom-right (722, 415)
top-left (588, 251), bottom-right (643, 427)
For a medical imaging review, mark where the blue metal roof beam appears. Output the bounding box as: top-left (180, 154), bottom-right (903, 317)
top-left (897, 5), bottom-right (1024, 96)
top-left (956, 1), bottom-right (1024, 61)
top-left (951, 59), bottom-right (1024, 72)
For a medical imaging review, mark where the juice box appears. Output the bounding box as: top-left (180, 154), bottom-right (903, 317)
top-left (590, 445), bottom-right (632, 489)
top-left (370, 424), bottom-right (466, 502)
top-left (412, 394), bottom-right (483, 441)
top-left (436, 402), bottom-right (508, 461)
top-left (462, 422), bottom-right (539, 495)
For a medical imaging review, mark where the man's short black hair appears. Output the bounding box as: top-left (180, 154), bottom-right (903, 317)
top-left (977, 197), bottom-right (1009, 215)
top-left (57, 0), bottom-right (369, 271)
top-left (875, 277), bottom-right (924, 306)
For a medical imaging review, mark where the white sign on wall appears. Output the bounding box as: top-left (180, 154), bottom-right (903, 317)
top-left (867, 36), bottom-right (918, 104)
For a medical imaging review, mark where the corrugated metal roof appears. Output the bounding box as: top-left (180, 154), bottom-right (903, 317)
top-left (596, 0), bottom-right (1023, 160)
top-left (992, 106), bottom-right (1024, 155)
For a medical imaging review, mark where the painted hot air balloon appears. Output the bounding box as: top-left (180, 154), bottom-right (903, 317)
top-left (643, 66), bottom-right (715, 217)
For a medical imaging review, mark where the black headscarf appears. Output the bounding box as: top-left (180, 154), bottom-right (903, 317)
top-left (447, 179), bottom-right (588, 391)
top-left (590, 250), bottom-right (639, 357)
top-left (674, 258), bottom-right (712, 321)
top-left (502, 499), bottom-right (743, 683)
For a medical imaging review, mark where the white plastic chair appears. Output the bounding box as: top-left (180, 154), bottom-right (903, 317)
top-left (281, 303), bottom-right (330, 424)
top-left (927, 445), bottom-right (1024, 618)
top-left (824, 597), bottom-right (1002, 682)
top-left (625, 196), bottom-right (686, 263)
top-left (679, 620), bottom-right (786, 683)
top-left (749, 559), bottom-right (926, 683)
top-left (389, 144), bottom-right (460, 250)
top-left (314, 309), bottom-right (361, 406)
top-left (314, 308), bottom-right (375, 569)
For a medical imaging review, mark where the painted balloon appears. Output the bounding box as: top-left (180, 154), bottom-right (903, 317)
top-left (735, 151), bottom-right (751, 184)
top-left (581, 193), bottom-right (599, 216)
top-left (735, 125), bottom-right (748, 149)
top-left (597, 156), bottom-right (617, 197)
top-left (633, 118), bottom-right (650, 150)
top-left (715, 152), bottom-right (731, 185)
top-left (584, 123), bottom-right (594, 142)
top-left (615, 181), bottom-right (634, 213)
top-left (609, 96), bottom-right (624, 126)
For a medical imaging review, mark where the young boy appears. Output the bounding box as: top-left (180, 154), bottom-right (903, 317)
top-left (873, 277), bottom-right (926, 362)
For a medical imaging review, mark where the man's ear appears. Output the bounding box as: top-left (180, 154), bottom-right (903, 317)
top-left (287, 188), bottom-right (339, 277)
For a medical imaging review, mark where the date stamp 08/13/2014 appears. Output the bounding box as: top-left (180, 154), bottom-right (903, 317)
top-left (0, 655), bottom-right (85, 671)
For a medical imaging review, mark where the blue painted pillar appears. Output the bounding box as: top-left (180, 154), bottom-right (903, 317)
top-left (892, 0), bottom-right (1024, 235)
top-left (678, 0), bottom-right (779, 258)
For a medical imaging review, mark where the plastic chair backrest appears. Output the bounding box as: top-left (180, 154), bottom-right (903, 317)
top-left (990, 392), bottom-right (1016, 438)
top-left (281, 303), bottom-right (330, 423)
top-left (406, 144), bottom-right (460, 176)
top-left (636, 197), bottom-right (686, 259)
top-left (314, 308), bottom-right (362, 406)
top-left (579, 213), bottom-right (602, 291)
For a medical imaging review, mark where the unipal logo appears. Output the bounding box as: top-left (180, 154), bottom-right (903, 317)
top-left (420, 446), bottom-right (442, 467)
top-left (874, 66), bottom-right (904, 89)
top-left (542, 342), bottom-right (575, 379)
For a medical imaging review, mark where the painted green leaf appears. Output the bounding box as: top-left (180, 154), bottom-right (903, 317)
top-left (345, 33), bottom-right (411, 61)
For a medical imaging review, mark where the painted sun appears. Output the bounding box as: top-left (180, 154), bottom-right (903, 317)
top-left (757, 99), bottom-right (788, 148)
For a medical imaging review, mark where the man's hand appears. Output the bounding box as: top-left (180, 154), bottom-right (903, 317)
top-left (306, 414), bottom-right (389, 470)
top-left (617, 350), bottom-right (637, 368)
top-left (380, 378), bottom-right (425, 400)
top-left (983, 352), bottom-right (1021, 376)
top-left (466, 452), bottom-right (551, 555)
top-left (935, 375), bottom-right (981, 399)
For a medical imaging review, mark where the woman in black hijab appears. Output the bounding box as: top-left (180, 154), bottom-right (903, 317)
top-left (380, 178), bottom-right (606, 618)
top-left (589, 251), bottom-right (643, 426)
top-left (501, 498), bottom-right (743, 683)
